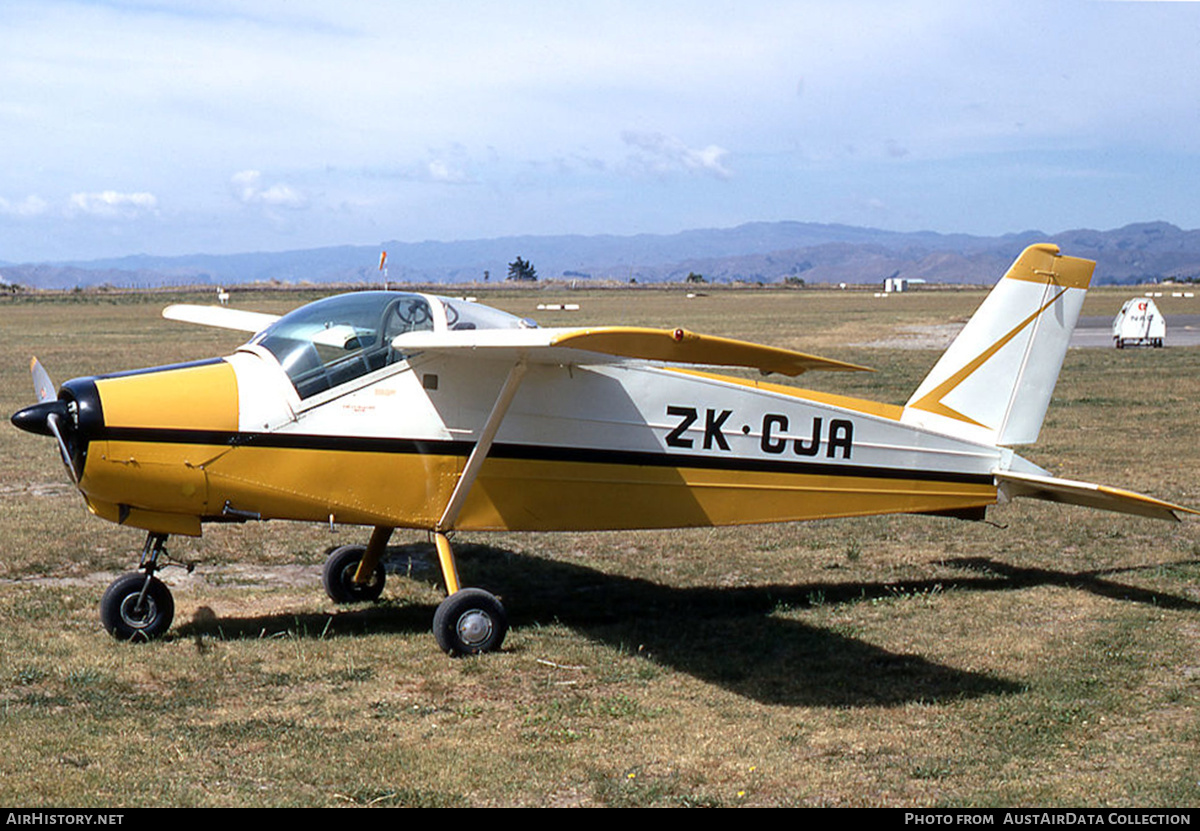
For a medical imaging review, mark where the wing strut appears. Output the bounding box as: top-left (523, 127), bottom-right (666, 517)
top-left (438, 359), bottom-right (529, 535)
top-left (432, 359), bottom-right (528, 597)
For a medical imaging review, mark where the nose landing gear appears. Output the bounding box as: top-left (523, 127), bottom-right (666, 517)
top-left (99, 532), bottom-right (188, 641)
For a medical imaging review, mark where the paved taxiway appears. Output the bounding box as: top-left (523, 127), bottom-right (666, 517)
top-left (1072, 315), bottom-right (1200, 348)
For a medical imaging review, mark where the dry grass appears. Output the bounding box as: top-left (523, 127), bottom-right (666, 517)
top-left (0, 286), bottom-right (1198, 807)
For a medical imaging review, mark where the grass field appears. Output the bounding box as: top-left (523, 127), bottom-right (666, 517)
top-left (0, 285), bottom-right (1197, 807)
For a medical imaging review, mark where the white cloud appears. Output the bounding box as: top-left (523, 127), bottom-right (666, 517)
top-left (621, 131), bottom-right (732, 179)
top-left (0, 194), bottom-right (49, 217)
top-left (426, 159), bottom-right (471, 184)
top-left (230, 170), bottom-right (262, 203)
top-left (230, 170), bottom-right (307, 208)
top-left (66, 191), bottom-right (158, 218)
top-left (258, 183), bottom-right (306, 208)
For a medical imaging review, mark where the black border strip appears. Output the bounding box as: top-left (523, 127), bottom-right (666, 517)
top-left (96, 426), bottom-right (995, 486)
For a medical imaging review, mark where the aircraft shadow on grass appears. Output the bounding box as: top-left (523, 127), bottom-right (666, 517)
top-left (937, 556), bottom-right (1200, 613)
top-left (173, 542), bottom-right (1200, 707)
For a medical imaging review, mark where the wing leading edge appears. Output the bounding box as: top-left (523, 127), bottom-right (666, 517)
top-left (162, 304), bottom-right (281, 333)
top-left (392, 326), bottom-right (871, 376)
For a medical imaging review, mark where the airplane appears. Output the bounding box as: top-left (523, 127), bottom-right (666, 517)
top-left (10, 243), bottom-right (1196, 655)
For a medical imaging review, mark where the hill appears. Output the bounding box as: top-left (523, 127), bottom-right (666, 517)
top-left (3, 221), bottom-right (1199, 289)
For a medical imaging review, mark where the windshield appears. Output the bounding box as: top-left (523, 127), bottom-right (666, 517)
top-left (441, 298), bottom-right (530, 331)
top-left (249, 291), bottom-right (530, 398)
top-left (251, 292), bottom-right (433, 398)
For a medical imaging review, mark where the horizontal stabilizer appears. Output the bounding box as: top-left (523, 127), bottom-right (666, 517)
top-left (163, 304), bottom-right (280, 334)
top-left (392, 326), bottom-right (871, 376)
top-left (996, 470), bottom-right (1198, 522)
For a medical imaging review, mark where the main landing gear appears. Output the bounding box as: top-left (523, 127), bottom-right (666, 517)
top-left (99, 532), bottom-right (187, 641)
top-left (98, 526), bottom-right (507, 655)
top-left (321, 526), bottom-right (508, 656)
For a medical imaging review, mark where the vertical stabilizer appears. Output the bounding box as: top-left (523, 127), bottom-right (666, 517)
top-left (902, 244), bottom-right (1094, 445)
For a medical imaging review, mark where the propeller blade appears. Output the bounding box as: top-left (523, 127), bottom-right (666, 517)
top-left (17, 358), bottom-right (79, 485)
top-left (31, 357), bottom-right (56, 403)
top-left (45, 411), bottom-right (80, 484)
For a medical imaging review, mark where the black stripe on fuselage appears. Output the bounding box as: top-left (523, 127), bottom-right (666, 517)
top-left (94, 426), bottom-right (995, 486)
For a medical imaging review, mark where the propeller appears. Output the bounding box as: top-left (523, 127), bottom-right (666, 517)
top-left (11, 358), bottom-right (80, 484)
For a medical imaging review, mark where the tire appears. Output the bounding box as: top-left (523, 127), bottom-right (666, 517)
top-left (100, 572), bottom-right (175, 641)
top-left (432, 588), bottom-right (508, 656)
top-left (322, 544), bottom-right (386, 603)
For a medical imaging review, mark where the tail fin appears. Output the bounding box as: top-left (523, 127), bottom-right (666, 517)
top-left (902, 244), bottom-right (1095, 446)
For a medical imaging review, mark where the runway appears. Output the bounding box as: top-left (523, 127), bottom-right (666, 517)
top-left (1071, 315), bottom-right (1200, 348)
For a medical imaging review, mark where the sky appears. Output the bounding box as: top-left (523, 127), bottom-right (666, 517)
top-left (2, 0), bottom-right (1199, 262)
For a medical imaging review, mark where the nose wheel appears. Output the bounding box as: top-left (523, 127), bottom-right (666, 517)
top-left (100, 572), bottom-right (174, 640)
top-left (99, 532), bottom-right (178, 641)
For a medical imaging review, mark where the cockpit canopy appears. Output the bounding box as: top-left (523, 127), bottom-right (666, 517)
top-left (248, 291), bottom-right (533, 398)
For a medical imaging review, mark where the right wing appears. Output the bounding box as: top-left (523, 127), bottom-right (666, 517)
top-left (392, 326), bottom-right (871, 376)
top-left (162, 304), bottom-right (280, 334)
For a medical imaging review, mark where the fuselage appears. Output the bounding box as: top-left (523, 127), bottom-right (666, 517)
top-left (66, 339), bottom-right (1002, 537)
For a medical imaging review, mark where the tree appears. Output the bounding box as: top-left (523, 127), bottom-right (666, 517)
top-left (685, 272), bottom-right (706, 284)
top-left (507, 256), bottom-right (538, 282)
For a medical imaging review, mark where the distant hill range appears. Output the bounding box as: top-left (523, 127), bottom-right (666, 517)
top-left (4, 220), bottom-right (1200, 290)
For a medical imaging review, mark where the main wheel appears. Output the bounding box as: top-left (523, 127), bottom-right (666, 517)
top-left (323, 544), bottom-right (386, 603)
top-left (432, 588), bottom-right (508, 656)
top-left (100, 572), bottom-right (175, 641)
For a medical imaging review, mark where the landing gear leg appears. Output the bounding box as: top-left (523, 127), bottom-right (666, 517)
top-left (322, 526), bottom-right (390, 603)
top-left (430, 531), bottom-right (507, 656)
top-left (99, 532), bottom-right (176, 641)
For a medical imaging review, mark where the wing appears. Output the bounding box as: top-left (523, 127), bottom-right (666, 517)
top-left (995, 470), bottom-right (1199, 522)
top-left (162, 304), bottom-right (281, 334)
top-left (392, 326), bottom-right (871, 376)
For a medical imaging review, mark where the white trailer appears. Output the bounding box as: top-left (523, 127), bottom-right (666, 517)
top-left (1112, 297), bottom-right (1166, 348)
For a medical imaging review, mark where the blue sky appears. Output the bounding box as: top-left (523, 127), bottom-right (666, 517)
top-left (2, 0), bottom-right (1199, 262)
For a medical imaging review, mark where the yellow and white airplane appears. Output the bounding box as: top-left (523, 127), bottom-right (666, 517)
top-left (11, 244), bottom-right (1195, 654)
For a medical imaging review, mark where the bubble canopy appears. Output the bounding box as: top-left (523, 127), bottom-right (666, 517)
top-left (247, 291), bottom-right (532, 399)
